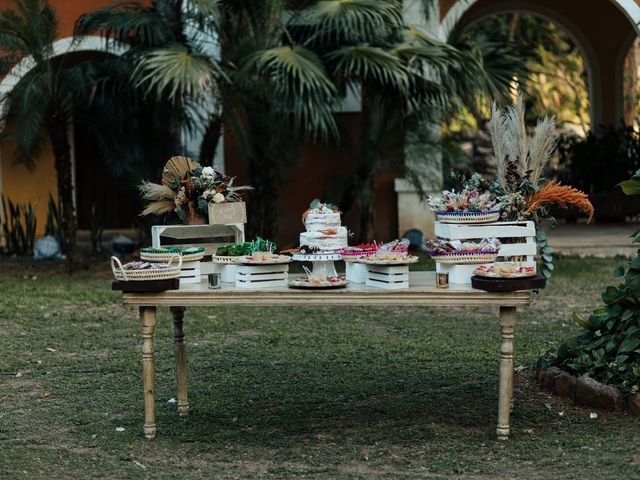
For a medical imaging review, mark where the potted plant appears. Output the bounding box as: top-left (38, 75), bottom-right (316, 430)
top-left (139, 156), bottom-right (251, 225)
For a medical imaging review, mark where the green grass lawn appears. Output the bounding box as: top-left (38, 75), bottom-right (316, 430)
top-left (0, 256), bottom-right (639, 479)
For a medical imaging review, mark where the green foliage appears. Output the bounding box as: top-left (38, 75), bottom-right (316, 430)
top-left (44, 193), bottom-right (64, 251)
top-left (550, 260), bottom-right (640, 393)
top-left (557, 126), bottom-right (640, 196)
top-left (1, 195), bottom-right (36, 256)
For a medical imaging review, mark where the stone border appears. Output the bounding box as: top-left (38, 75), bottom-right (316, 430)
top-left (536, 360), bottom-right (640, 415)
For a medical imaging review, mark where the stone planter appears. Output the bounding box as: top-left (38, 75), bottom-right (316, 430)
top-left (208, 201), bottom-right (246, 225)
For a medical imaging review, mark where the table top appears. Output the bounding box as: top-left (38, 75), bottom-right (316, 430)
top-left (122, 272), bottom-right (532, 308)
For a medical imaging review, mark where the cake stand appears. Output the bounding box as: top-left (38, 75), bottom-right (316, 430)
top-left (292, 252), bottom-right (342, 277)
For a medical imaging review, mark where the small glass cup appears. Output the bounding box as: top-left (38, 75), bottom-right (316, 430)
top-left (436, 272), bottom-right (449, 289)
top-left (208, 273), bottom-right (221, 289)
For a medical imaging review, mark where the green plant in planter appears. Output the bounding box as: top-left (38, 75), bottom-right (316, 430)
top-left (547, 260), bottom-right (640, 393)
top-left (544, 170), bottom-right (640, 392)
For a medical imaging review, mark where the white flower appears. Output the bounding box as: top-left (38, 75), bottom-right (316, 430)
top-left (590, 412), bottom-right (598, 419)
top-left (213, 192), bottom-right (225, 204)
top-left (201, 166), bottom-right (214, 177)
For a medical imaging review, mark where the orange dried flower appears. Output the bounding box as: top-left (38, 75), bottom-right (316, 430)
top-left (526, 180), bottom-right (594, 222)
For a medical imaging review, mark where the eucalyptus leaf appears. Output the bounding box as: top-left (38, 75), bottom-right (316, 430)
top-left (614, 265), bottom-right (625, 277)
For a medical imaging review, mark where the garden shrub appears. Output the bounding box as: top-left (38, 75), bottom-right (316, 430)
top-left (546, 258), bottom-right (640, 394)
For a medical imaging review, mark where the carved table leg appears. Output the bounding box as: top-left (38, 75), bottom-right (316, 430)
top-left (170, 306), bottom-right (189, 416)
top-left (141, 306), bottom-right (157, 439)
top-left (497, 306), bottom-right (516, 441)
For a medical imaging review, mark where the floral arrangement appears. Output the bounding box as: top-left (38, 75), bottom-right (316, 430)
top-left (451, 95), bottom-right (594, 278)
top-left (139, 156), bottom-right (252, 221)
top-left (427, 189), bottom-right (497, 213)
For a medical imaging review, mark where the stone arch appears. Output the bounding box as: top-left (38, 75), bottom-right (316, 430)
top-left (0, 35), bottom-right (128, 213)
top-left (0, 35), bottom-right (128, 118)
top-left (439, 0), bottom-right (640, 127)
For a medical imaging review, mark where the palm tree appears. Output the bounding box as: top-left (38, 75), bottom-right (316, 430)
top-left (79, 0), bottom-right (337, 239)
top-left (298, 0), bottom-right (457, 241)
top-left (0, 0), bottom-right (95, 264)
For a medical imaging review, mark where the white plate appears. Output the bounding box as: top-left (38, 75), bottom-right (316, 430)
top-left (238, 254), bottom-right (293, 265)
top-left (356, 255), bottom-right (419, 265)
top-left (289, 277), bottom-right (348, 289)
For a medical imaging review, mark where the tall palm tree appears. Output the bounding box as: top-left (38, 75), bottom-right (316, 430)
top-left (0, 0), bottom-right (97, 264)
top-left (79, 0), bottom-right (337, 239)
top-left (299, 0), bottom-right (457, 241)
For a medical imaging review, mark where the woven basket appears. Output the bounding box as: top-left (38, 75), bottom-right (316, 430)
top-left (140, 248), bottom-right (204, 263)
top-left (435, 210), bottom-right (501, 224)
top-left (111, 255), bottom-right (182, 281)
top-left (429, 250), bottom-right (499, 264)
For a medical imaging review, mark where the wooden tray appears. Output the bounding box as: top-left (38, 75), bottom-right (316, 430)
top-left (112, 278), bottom-right (180, 292)
top-left (471, 275), bottom-right (546, 292)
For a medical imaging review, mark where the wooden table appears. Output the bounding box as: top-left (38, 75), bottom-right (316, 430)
top-left (121, 272), bottom-right (531, 440)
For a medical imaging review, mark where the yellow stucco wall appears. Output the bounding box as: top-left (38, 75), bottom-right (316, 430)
top-left (1, 130), bottom-right (57, 236)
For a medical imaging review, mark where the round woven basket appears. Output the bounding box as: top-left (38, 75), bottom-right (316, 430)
top-left (111, 255), bottom-right (182, 281)
top-left (140, 248), bottom-right (204, 263)
top-left (435, 210), bottom-right (501, 224)
top-left (429, 251), bottom-right (499, 264)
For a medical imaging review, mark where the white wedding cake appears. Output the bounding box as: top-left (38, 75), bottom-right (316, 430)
top-left (300, 201), bottom-right (348, 251)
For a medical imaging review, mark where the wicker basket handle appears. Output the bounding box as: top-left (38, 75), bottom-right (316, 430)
top-left (111, 256), bottom-right (127, 281)
top-left (167, 254), bottom-right (183, 270)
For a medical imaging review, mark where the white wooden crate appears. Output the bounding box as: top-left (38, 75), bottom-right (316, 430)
top-left (435, 221), bottom-right (536, 263)
top-left (180, 261), bottom-right (201, 284)
top-left (235, 264), bottom-right (289, 289)
top-left (366, 265), bottom-right (409, 290)
top-left (151, 224), bottom-right (245, 257)
top-left (434, 221), bottom-right (537, 284)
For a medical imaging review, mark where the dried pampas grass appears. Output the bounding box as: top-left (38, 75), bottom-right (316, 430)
top-left (489, 94), bottom-right (557, 190)
top-left (139, 181), bottom-right (176, 216)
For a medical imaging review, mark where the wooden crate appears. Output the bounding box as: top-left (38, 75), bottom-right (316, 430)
top-left (366, 265), bottom-right (409, 290)
top-left (434, 221), bottom-right (537, 284)
top-left (151, 224), bottom-right (245, 277)
top-left (235, 264), bottom-right (289, 289)
top-left (180, 261), bottom-right (201, 284)
top-left (208, 202), bottom-right (247, 225)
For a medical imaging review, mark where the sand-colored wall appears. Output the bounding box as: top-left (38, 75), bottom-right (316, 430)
top-left (0, 0), bottom-right (140, 234)
top-left (1, 126), bottom-right (57, 235)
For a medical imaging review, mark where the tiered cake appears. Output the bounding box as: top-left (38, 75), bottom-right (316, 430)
top-left (300, 202), bottom-right (348, 252)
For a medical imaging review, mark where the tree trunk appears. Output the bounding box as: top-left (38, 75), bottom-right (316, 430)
top-left (357, 89), bottom-right (379, 243)
top-left (247, 154), bottom-right (278, 241)
top-left (48, 112), bottom-right (80, 268)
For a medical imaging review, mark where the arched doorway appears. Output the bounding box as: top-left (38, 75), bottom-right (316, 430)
top-left (440, 0), bottom-right (640, 127)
